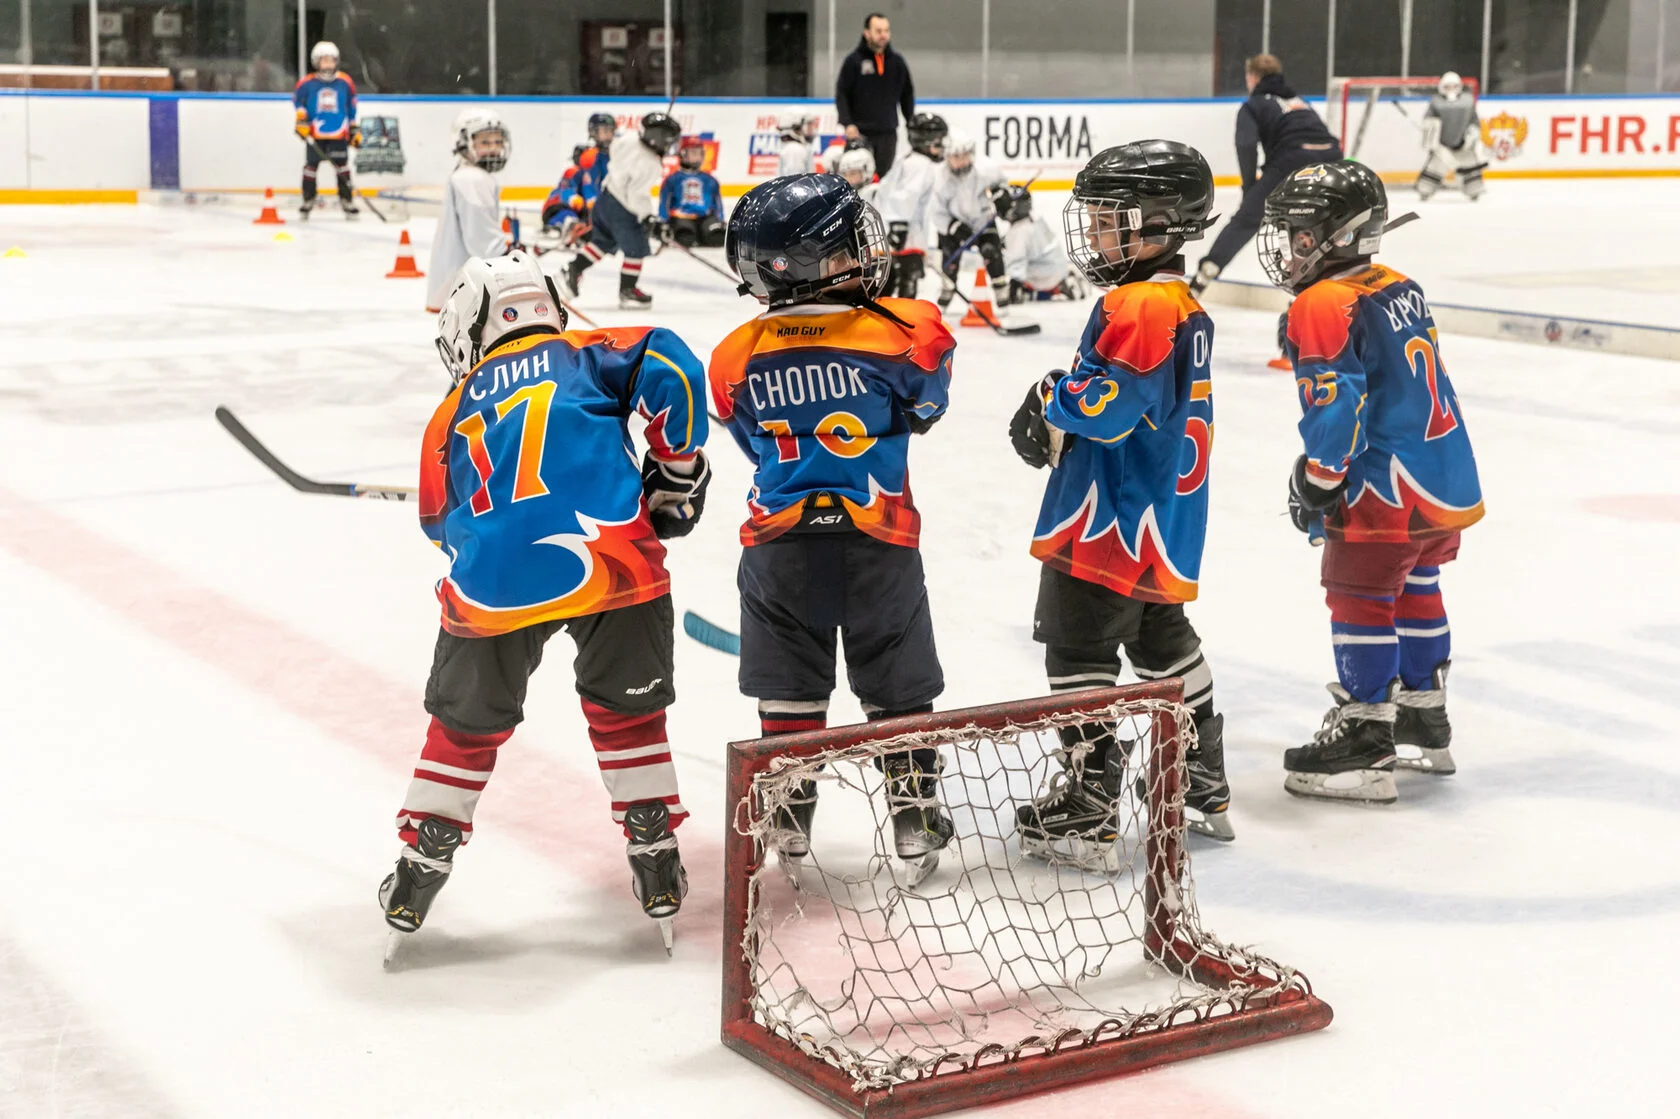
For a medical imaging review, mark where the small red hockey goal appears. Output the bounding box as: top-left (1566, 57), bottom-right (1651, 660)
top-left (720, 684), bottom-right (1331, 1118)
top-left (1326, 75), bottom-right (1480, 164)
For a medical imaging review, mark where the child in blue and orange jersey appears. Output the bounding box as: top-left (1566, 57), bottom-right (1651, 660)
top-left (381, 252), bottom-right (710, 960)
top-left (710, 173), bottom-right (956, 878)
top-left (1008, 140), bottom-right (1233, 848)
top-left (293, 41), bottom-right (359, 218)
top-left (1260, 161), bottom-right (1482, 804)
top-left (542, 144), bottom-right (599, 246)
top-left (657, 136), bottom-right (725, 247)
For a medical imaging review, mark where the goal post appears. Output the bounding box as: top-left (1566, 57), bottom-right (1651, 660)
top-left (1325, 75), bottom-right (1480, 173)
top-left (720, 684), bottom-right (1331, 1119)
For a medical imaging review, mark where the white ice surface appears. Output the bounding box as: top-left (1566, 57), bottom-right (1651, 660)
top-left (0, 190), bottom-right (1677, 1118)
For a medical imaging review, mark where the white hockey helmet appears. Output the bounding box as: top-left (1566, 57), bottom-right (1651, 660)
top-left (1438, 71), bottom-right (1464, 98)
top-left (310, 41), bottom-right (339, 69)
top-left (435, 251), bottom-right (567, 384)
top-left (835, 146), bottom-right (876, 187)
top-left (944, 129), bottom-right (976, 174)
top-left (454, 108), bottom-right (511, 173)
top-left (777, 109), bottom-right (815, 136)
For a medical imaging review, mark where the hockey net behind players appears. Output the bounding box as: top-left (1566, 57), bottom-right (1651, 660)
top-left (1326, 75), bottom-right (1480, 167)
top-left (721, 685), bottom-right (1331, 1118)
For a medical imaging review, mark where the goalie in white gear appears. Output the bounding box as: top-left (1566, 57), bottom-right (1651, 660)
top-left (1417, 71), bottom-right (1485, 201)
top-left (776, 110), bottom-right (818, 175)
top-left (835, 145), bottom-right (879, 205)
top-left (931, 130), bottom-right (1020, 323)
top-left (874, 112), bottom-right (947, 300)
top-left (993, 184), bottom-right (1087, 304)
top-left (426, 110), bottom-right (512, 312)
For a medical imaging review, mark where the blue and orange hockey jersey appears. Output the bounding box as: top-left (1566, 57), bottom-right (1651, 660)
top-left (658, 170), bottom-right (725, 222)
top-left (1031, 274), bottom-right (1214, 604)
top-left (418, 327), bottom-right (708, 637)
top-left (542, 148), bottom-right (601, 227)
top-left (294, 72), bottom-right (357, 141)
top-left (1286, 263), bottom-right (1483, 543)
top-left (708, 300), bottom-right (954, 548)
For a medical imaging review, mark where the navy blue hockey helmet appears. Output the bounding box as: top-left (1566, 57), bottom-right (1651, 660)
top-left (726, 173), bottom-right (890, 309)
top-left (587, 112), bottom-right (616, 141)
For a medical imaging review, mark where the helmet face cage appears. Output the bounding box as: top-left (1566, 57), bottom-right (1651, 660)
top-left (1062, 195), bottom-right (1152, 287)
top-left (459, 116), bottom-right (510, 172)
top-left (678, 137), bottom-right (705, 169)
top-left (731, 198), bottom-right (890, 309)
top-left (1258, 201), bottom-right (1377, 292)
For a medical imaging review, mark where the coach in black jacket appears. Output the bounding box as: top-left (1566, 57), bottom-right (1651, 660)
top-left (1191, 54), bottom-right (1342, 294)
top-left (835, 13), bottom-right (915, 176)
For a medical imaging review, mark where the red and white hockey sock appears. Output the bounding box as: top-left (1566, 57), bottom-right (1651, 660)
top-left (620, 260), bottom-right (643, 288)
top-left (582, 699), bottom-right (686, 836)
top-left (582, 242), bottom-right (604, 263)
top-left (758, 699), bottom-right (829, 738)
top-left (394, 716), bottom-right (511, 846)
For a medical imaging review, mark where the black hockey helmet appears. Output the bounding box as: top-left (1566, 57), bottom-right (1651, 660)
top-left (1063, 140), bottom-right (1216, 287)
top-left (1258, 161), bottom-right (1388, 293)
top-left (991, 183), bottom-right (1032, 223)
top-left (906, 112), bottom-right (949, 159)
top-left (571, 143), bottom-right (589, 165)
top-left (639, 112), bottom-right (682, 156)
top-left (587, 112), bottom-right (616, 142)
top-left (726, 173), bottom-right (889, 309)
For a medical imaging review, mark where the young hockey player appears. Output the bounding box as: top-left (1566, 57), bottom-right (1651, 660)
top-left (710, 173), bottom-right (957, 881)
top-left (1258, 161), bottom-right (1483, 802)
top-left (384, 251), bottom-right (712, 960)
top-left (426, 110), bottom-right (511, 313)
top-left (930, 130), bottom-right (1017, 322)
top-left (1417, 72), bottom-right (1485, 201)
top-left (541, 144), bottom-right (597, 247)
top-left (1008, 140), bottom-right (1233, 849)
top-left (776, 110), bottom-right (818, 175)
top-left (292, 41), bottom-right (360, 219)
top-left (874, 112), bottom-right (947, 300)
top-left (657, 135), bottom-right (726, 248)
top-left (994, 184), bottom-right (1087, 303)
top-left (835, 145), bottom-right (879, 204)
top-left (566, 112), bottom-right (682, 309)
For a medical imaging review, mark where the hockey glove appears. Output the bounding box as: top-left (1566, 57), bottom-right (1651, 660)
top-left (906, 410), bottom-right (940, 436)
top-left (350, 126), bottom-right (364, 148)
top-left (641, 215), bottom-right (669, 243)
top-left (1010, 374), bottom-right (1065, 470)
top-left (888, 221), bottom-right (910, 252)
top-left (1276, 309), bottom-right (1291, 356)
top-left (294, 119), bottom-right (312, 141)
top-left (1287, 454), bottom-right (1346, 534)
top-left (642, 450), bottom-right (711, 538)
top-left (945, 220), bottom-right (974, 243)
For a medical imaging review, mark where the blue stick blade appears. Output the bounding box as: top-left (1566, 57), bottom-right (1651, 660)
top-left (682, 610), bottom-right (740, 656)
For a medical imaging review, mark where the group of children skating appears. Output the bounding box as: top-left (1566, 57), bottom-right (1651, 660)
top-left (383, 116), bottom-right (1483, 961)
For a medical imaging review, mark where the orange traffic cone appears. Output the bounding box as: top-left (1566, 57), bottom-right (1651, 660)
top-left (960, 267), bottom-right (995, 328)
top-left (252, 187), bottom-right (284, 225)
top-left (1267, 355), bottom-right (1293, 370)
top-left (386, 230), bottom-right (425, 279)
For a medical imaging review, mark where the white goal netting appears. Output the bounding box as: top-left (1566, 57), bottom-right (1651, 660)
top-left (727, 693), bottom-right (1318, 1100)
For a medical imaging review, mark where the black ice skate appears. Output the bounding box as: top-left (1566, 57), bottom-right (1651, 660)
top-left (297, 200), bottom-right (313, 221)
top-left (564, 255), bottom-right (589, 298)
top-left (625, 800), bottom-right (688, 955)
top-left (617, 280), bottom-right (653, 310)
top-left (339, 197), bottom-right (360, 219)
top-left (771, 778), bottom-right (818, 863)
top-left (1018, 729), bottom-right (1127, 874)
top-left (1184, 714), bottom-right (1234, 842)
top-left (378, 816), bottom-right (463, 968)
top-left (882, 753), bottom-right (953, 886)
top-left (1283, 685), bottom-right (1399, 804)
top-left (1394, 661), bottom-right (1455, 775)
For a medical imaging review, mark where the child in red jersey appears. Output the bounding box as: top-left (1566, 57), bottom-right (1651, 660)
top-left (381, 252), bottom-right (711, 961)
top-left (1259, 161), bottom-right (1483, 804)
top-left (710, 173), bottom-right (956, 881)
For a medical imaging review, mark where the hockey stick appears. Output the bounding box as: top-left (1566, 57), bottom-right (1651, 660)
top-left (302, 135), bottom-right (389, 222)
top-left (927, 262), bottom-right (1042, 336)
top-left (682, 610), bottom-right (740, 655)
top-left (215, 406), bottom-right (418, 501)
top-left (941, 217), bottom-right (997, 273)
top-left (664, 237), bottom-right (741, 287)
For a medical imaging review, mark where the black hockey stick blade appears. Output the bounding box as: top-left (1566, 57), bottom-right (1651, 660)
top-left (215, 406), bottom-right (418, 501)
top-left (358, 190), bottom-right (391, 223)
top-left (930, 267), bottom-right (1042, 336)
top-left (682, 610), bottom-right (740, 656)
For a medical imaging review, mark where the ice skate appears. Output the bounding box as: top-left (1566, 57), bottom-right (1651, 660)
top-left (771, 778), bottom-right (818, 873)
top-left (297, 200), bottom-right (313, 221)
top-left (378, 816), bottom-right (463, 968)
top-left (1394, 661), bottom-right (1455, 775)
top-left (618, 286), bottom-right (653, 309)
top-left (625, 799), bottom-right (688, 955)
top-left (1184, 713), bottom-right (1234, 841)
top-left (339, 197), bottom-right (360, 219)
top-left (1283, 684), bottom-right (1399, 804)
top-left (881, 753), bottom-right (952, 886)
top-left (563, 255), bottom-right (588, 298)
top-left (1018, 731), bottom-right (1126, 873)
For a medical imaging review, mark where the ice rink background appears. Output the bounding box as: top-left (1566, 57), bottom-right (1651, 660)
top-left (2, 178), bottom-right (1678, 1117)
